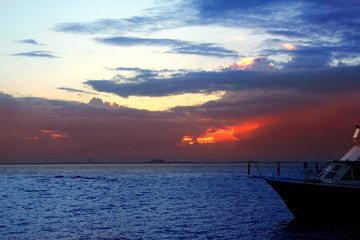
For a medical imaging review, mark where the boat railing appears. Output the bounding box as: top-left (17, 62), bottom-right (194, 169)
top-left (247, 161), bottom-right (325, 181)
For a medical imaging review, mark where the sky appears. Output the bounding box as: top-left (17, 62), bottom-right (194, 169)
top-left (1, 0), bottom-right (360, 163)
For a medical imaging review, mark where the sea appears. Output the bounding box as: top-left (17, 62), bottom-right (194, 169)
top-left (0, 163), bottom-right (360, 240)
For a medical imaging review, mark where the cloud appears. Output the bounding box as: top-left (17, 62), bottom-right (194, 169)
top-left (107, 67), bottom-right (185, 85)
top-left (95, 36), bottom-right (239, 57)
top-left (57, 87), bottom-right (98, 95)
top-left (53, 0), bottom-right (360, 39)
top-left (40, 129), bottom-right (68, 138)
top-left (16, 39), bottom-right (44, 45)
top-left (0, 93), bottom-right (187, 162)
top-left (54, 19), bottom-right (150, 35)
top-left (221, 56), bottom-right (274, 71)
top-left (10, 51), bottom-right (58, 58)
top-left (84, 65), bottom-right (360, 97)
top-left (181, 123), bottom-right (260, 145)
top-left (192, 0), bottom-right (360, 40)
top-left (89, 97), bottom-right (119, 108)
top-left (53, 0), bottom-right (197, 35)
top-left (54, 0), bottom-right (360, 70)
top-left (279, 43), bottom-right (296, 51)
top-left (174, 88), bottom-right (360, 161)
top-left (266, 30), bottom-right (305, 38)
top-left (4, 0), bottom-right (360, 162)
top-left (53, 0), bottom-right (287, 35)
top-left (1, 84), bottom-right (360, 163)
top-left (110, 67), bottom-right (187, 75)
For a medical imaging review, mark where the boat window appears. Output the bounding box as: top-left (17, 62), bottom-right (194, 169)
top-left (324, 165), bottom-right (343, 180)
top-left (332, 165), bottom-right (343, 172)
top-left (353, 168), bottom-right (360, 181)
top-left (323, 165), bottom-right (333, 172)
top-left (341, 169), bottom-right (352, 181)
top-left (325, 172), bottom-right (337, 179)
top-left (318, 165), bottom-right (332, 177)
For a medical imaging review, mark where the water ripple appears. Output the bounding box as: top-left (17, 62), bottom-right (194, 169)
top-left (0, 164), bottom-right (357, 239)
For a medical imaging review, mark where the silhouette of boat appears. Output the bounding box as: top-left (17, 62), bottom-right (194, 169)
top-left (266, 125), bottom-right (360, 219)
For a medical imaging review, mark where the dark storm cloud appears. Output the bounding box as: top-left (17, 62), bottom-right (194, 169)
top-left (95, 36), bottom-right (239, 57)
top-left (84, 65), bottom-right (360, 97)
top-left (10, 51), bottom-right (58, 58)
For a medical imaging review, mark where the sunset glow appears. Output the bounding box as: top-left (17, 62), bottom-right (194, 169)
top-left (22, 136), bottom-right (39, 140)
top-left (196, 136), bottom-right (215, 144)
top-left (198, 127), bottom-right (239, 143)
top-left (1, 0), bottom-right (359, 164)
top-left (234, 123), bottom-right (259, 138)
top-left (181, 136), bottom-right (196, 145)
top-left (279, 42), bottom-right (296, 50)
top-left (221, 57), bottom-right (264, 71)
top-left (181, 123), bottom-right (262, 146)
top-left (40, 130), bottom-right (68, 138)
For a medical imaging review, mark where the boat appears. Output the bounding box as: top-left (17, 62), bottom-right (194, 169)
top-left (266, 125), bottom-right (360, 219)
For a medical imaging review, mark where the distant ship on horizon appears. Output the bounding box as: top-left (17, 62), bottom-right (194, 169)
top-left (149, 159), bottom-right (166, 163)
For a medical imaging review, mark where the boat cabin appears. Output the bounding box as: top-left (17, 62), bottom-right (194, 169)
top-left (319, 125), bottom-right (360, 185)
top-left (319, 161), bottom-right (360, 185)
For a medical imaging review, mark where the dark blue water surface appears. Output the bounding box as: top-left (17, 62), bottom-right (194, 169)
top-left (0, 163), bottom-right (359, 239)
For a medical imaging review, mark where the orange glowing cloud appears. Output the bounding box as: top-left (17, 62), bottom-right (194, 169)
top-left (196, 136), bottom-right (215, 144)
top-left (181, 122), bottom-right (263, 146)
top-left (40, 129), bottom-right (68, 138)
top-left (22, 136), bottom-right (39, 140)
top-left (181, 136), bottom-right (196, 145)
top-left (20, 130), bottom-right (69, 141)
top-left (233, 123), bottom-right (259, 140)
top-left (221, 56), bottom-right (265, 71)
top-left (40, 130), bottom-right (54, 134)
top-left (198, 126), bottom-right (238, 144)
top-left (279, 42), bottom-right (296, 50)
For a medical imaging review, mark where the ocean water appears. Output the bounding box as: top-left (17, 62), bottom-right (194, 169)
top-left (0, 163), bottom-right (359, 240)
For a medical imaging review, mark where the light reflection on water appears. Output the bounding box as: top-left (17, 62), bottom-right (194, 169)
top-left (0, 163), bottom-right (357, 239)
